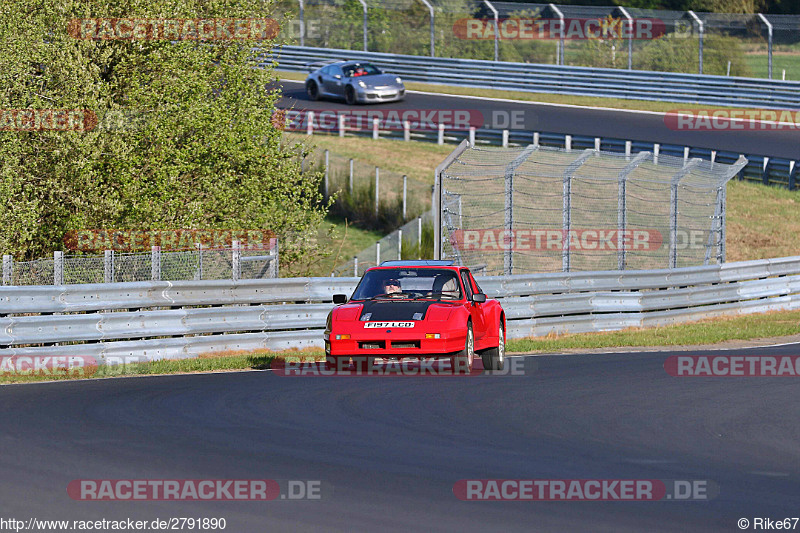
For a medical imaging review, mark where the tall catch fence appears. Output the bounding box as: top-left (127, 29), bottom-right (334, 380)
top-left (273, 0), bottom-right (800, 79)
top-left (436, 141), bottom-right (748, 275)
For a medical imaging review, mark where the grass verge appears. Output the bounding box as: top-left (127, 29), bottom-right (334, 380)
top-left (506, 309), bottom-right (800, 353)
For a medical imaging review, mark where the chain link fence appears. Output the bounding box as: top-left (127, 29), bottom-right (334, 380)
top-left (274, 0), bottom-right (800, 79)
top-left (2, 241), bottom-right (279, 286)
top-left (436, 143), bottom-right (748, 275)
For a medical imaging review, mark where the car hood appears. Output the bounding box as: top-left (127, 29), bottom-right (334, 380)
top-left (358, 300), bottom-right (451, 321)
top-left (351, 74), bottom-right (401, 88)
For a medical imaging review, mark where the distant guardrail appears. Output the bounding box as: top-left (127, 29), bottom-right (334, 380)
top-left (265, 45), bottom-right (800, 110)
top-left (2, 256), bottom-right (799, 363)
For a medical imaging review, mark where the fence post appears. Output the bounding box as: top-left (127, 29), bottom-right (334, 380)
top-left (419, 0), bottom-right (434, 57)
top-left (269, 238), bottom-right (279, 278)
top-left (398, 229), bottom-right (403, 259)
top-left (562, 150), bottom-right (593, 272)
top-left (438, 123), bottom-right (444, 145)
top-left (354, 256), bottom-right (358, 277)
top-left (402, 175), bottom-right (408, 221)
top-left (617, 6), bottom-right (633, 70)
top-left (376, 241), bottom-right (381, 265)
top-left (720, 185), bottom-right (727, 262)
top-left (104, 250), bottom-right (114, 283)
top-left (339, 114), bottom-right (346, 137)
top-left (688, 11), bottom-right (703, 74)
top-left (485, 0), bottom-right (499, 61)
top-left (307, 110), bottom-right (314, 136)
top-left (372, 117), bottom-right (379, 140)
top-left (403, 120), bottom-right (410, 141)
top-left (469, 127), bottom-right (475, 146)
top-left (618, 152), bottom-right (649, 270)
top-left (232, 240), bottom-right (240, 281)
top-left (502, 145), bottom-right (537, 275)
top-left (550, 3), bottom-right (565, 65)
top-left (670, 159), bottom-right (700, 268)
top-left (298, 0), bottom-right (305, 46)
top-left (2, 255), bottom-right (11, 285)
top-left (195, 243), bottom-right (203, 280)
top-left (358, 0), bottom-right (368, 51)
top-left (54, 251), bottom-right (63, 285)
top-left (349, 158), bottom-right (354, 193)
top-left (374, 167), bottom-right (380, 217)
top-left (151, 246), bottom-right (161, 281)
top-left (324, 149), bottom-right (329, 199)
top-left (418, 216), bottom-right (422, 255)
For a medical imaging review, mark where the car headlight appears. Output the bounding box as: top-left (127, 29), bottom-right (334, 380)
top-left (396, 77), bottom-right (402, 84)
top-left (357, 80), bottom-right (367, 88)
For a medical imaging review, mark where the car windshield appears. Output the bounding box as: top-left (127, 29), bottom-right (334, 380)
top-left (350, 269), bottom-right (462, 301)
top-left (342, 63), bottom-right (382, 77)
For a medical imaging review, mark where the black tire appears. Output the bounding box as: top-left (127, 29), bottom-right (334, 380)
top-left (450, 322), bottom-right (474, 374)
top-left (306, 81), bottom-right (319, 101)
top-left (345, 85), bottom-right (357, 105)
top-left (481, 322), bottom-right (505, 372)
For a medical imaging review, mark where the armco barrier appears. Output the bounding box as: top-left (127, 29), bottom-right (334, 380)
top-left (265, 45), bottom-right (800, 110)
top-left (1, 256), bottom-right (800, 364)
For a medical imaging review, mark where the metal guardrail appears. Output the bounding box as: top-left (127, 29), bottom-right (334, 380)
top-left (2, 255), bottom-right (800, 363)
top-left (266, 45), bottom-right (800, 109)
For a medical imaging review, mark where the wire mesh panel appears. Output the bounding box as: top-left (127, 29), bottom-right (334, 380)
top-left (438, 144), bottom-right (746, 275)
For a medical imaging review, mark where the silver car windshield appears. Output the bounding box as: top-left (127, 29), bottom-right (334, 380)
top-left (342, 63), bottom-right (382, 78)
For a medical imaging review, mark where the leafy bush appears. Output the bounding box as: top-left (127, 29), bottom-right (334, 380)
top-left (633, 33), bottom-right (751, 76)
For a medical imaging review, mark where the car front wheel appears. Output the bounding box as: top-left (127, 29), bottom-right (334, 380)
top-left (345, 86), bottom-right (357, 105)
top-left (451, 323), bottom-right (474, 374)
top-left (481, 322), bottom-right (505, 372)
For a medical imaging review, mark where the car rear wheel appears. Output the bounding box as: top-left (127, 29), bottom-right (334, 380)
top-left (451, 323), bottom-right (474, 374)
top-left (307, 81), bottom-right (319, 101)
top-left (481, 322), bottom-right (505, 372)
top-left (345, 86), bottom-right (357, 105)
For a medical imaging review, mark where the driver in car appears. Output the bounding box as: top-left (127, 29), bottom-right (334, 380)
top-left (383, 278), bottom-right (402, 294)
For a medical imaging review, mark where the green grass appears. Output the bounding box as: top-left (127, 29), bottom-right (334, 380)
top-left (312, 215), bottom-right (384, 277)
top-left (506, 309), bottom-right (800, 353)
top-left (745, 53), bottom-right (800, 81)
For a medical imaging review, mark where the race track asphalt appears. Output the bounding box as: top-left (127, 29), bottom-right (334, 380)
top-left (2, 344), bottom-right (799, 532)
top-left (277, 80), bottom-right (800, 160)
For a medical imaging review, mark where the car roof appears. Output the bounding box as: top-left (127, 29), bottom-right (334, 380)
top-left (379, 260), bottom-right (455, 267)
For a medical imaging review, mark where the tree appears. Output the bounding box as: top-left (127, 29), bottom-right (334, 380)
top-left (0, 0), bottom-right (327, 275)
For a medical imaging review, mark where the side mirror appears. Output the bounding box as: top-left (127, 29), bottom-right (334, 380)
top-left (333, 74), bottom-right (342, 79)
top-left (332, 294), bottom-right (348, 304)
top-left (472, 293), bottom-right (487, 303)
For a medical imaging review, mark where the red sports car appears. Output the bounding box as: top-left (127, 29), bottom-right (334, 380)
top-left (324, 261), bottom-right (506, 373)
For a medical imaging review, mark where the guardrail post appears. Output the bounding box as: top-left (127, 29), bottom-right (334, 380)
top-left (376, 241), bottom-right (381, 265)
top-left (469, 127), bottom-right (475, 146)
top-left (374, 167), bottom-right (380, 217)
top-left (565, 135), bottom-right (572, 151)
top-left (625, 140), bottom-right (632, 160)
top-left (402, 175), bottom-right (407, 221)
top-left (438, 123), bottom-right (444, 145)
top-left (353, 256), bottom-right (358, 277)
top-left (654, 143), bottom-right (660, 165)
top-left (403, 120), bottom-right (410, 141)
top-left (232, 241), bottom-right (240, 281)
top-left (757, 14), bottom-right (772, 79)
top-left (104, 250), bottom-right (114, 283)
top-left (2, 255), bottom-right (11, 286)
top-left (618, 152), bottom-right (649, 270)
top-left (789, 161), bottom-right (796, 190)
top-left (339, 114), bottom-right (346, 137)
top-left (372, 117), bottom-right (379, 140)
top-left (594, 137), bottom-right (601, 151)
top-left (324, 149), bottom-right (329, 199)
top-left (502, 130), bottom-right (509, 148)
top-left (562, 150), bottom-right (593, 272)
top-left (349, 158), bottom-right (354, 193)
top-left (533, 132), bottom-right (539, 146)
top-left (669, 159), bottom-right (701, 268)
top-left (54, 251), bottom-right (63, 285)
top-left (688, 11), bottom-right (703, 74)
top-left (418, 216), bottom-right (422, 254)
top-left (306, 110), bottom-right (314, 135)
top-left (151, 246), bottom-right (161, 281)
top-left (684, 147), bottom-right (690, 163)
top-left (762, 156), bottom-right (770, 185)
top-left (398, 229), bottom-right (403, 259)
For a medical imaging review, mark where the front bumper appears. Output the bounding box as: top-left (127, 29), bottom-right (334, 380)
top-left (354, 86), bottom-right (405, 103)
top-left (325, 326), bottom-right (465, 358)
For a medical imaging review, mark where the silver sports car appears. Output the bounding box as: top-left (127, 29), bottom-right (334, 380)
top-left (305, 60), bottom-right (405, 105)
